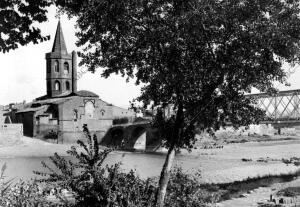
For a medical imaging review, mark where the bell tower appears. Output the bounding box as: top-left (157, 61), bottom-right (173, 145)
top-left (45, 21), bottom-right (77, 98)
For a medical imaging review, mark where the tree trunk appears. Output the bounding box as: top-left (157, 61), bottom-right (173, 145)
top-left (155, 143), bottom-right (176, 207)
top-left (155, 102), bottom-right (183, 207)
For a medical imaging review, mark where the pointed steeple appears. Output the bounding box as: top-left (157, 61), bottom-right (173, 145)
top-left (52, 21), bottom-right (67, 53)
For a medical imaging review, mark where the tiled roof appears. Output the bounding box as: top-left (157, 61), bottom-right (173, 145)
top-left (76, 90), bottom-right (99, 98)
top-left (33, 97), bottom-right (71, 105)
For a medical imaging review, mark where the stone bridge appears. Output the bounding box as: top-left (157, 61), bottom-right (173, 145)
top-left (100, 121), bottom-right (162, 151)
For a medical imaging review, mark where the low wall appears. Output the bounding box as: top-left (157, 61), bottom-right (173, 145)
top-left (59, 130), bottom-right (107, 144)
top-left (0, 124), bottom-right (23, 145)
top-left (0, 124), bottom-right (23, 135)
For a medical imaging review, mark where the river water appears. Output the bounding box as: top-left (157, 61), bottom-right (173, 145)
top-left (0, 152), bottom-right (198, 180)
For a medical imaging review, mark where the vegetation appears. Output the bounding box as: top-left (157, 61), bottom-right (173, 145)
top-left (33, 125), bottom-right (221, 206)
top-left (112, 117), bottom-right (129, 125)
top-left (44, 130), bottom-right (59, 140)
top-left (277, 187), bottom-right (300, 197)
top-left (0, 163), bottom-right (13, 198)
top-left (0, 180), bottom-right (56, 207)
top-left (133, 117), bottom-right (149, 123)
top-left (55, 0), bottom-right (300, 205)
top-left (0, 163), bottom-right (54, 207)
top-left (34, 125), bottom-right (156, 206)
top-left (0, 0), bottom-right (52, 53)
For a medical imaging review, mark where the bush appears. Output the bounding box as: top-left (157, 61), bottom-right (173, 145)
top-left (133, 117), bottom-right (148, 123)
top-left (44, 130), bottom-right (59, 140)
top-left (0, 163), bottom-right (55, 207)
top-left (35, 124), bottom-right (155, 207)
top-left (0, 180), bottom-right (56, 207)
top-left (113, 117), bottom-right (129, 125)
top-left (164, 167), bottom-right (219, 207)
top-left (277, 187), bottom-right (300, 197)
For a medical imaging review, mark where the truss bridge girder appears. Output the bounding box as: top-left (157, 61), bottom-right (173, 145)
top-left (248, 89), bottom-right (300, 122)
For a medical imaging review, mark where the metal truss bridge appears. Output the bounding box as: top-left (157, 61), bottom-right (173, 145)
top-left (248, 89), bottom-right (300, 125)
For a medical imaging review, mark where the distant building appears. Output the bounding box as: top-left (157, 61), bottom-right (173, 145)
top-left (11, 21), bottom-right (135, 143)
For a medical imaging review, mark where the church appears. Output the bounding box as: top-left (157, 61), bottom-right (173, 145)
top-left (14, 21), bottom-right (135, 143)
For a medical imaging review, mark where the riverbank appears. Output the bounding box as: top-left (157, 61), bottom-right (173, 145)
top-left (193, 169), bottom-right (300, 206)
top-left (217, 172), bottom-right (300, 207)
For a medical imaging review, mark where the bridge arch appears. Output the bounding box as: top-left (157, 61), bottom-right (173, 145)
top-left (110, 128), bottom-right (124, 147)
top-left (100, 127), bottom-right (125, 147)
top-left (126, 126), bottom-right (146, 149)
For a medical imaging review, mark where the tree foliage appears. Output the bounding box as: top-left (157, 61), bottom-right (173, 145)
top-left (56, 0), bottom-right (300, 148)
top-left (56, 0), bottom-right (300, 205)
top-left (0, 0), bottom-right (52, 53)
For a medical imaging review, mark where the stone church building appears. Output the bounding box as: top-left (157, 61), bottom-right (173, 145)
top-left (14, 21), bottom-right (135, 143)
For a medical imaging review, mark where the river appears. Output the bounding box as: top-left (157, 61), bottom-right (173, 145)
top-left (0, 152), bottom-right (197, 180)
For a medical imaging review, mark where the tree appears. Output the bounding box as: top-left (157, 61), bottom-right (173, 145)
top-left (56, 0), bottom-right (300, 206)
top-left (0, 0), bottom-right (53, 53)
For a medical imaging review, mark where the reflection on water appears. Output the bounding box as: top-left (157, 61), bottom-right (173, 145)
top-left (0, 152), bottom-right (196, 180)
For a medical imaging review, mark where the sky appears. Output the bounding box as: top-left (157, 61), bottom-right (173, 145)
top-left (1, 6), bottom-right (300, 107)
top-left (0, 6), bottom-right (141, 108)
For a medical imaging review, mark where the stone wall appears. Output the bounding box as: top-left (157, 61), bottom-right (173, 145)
top-left (111, 105), bottom-right (135, 118)
top-left (57, 96), bottom-right (113, 143)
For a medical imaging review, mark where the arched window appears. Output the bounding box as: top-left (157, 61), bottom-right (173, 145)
top-left (54, 81), bottom-right (60, 91)
top-left (66, 81), bottom-right (70, 90)
top-left (100, 109), bottom-right (105, 116)
top-left (64, 62), bottom-right (69, 74)
top-left (85, 101), bottom-right (95, 118)
top-left (54, 60), bottom-right (59, 72)
top-left (73, 109), bottom-right (78, 121)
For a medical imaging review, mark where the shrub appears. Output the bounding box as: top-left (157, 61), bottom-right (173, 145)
top-left (0, 180), bottom-right (56, 207)
top-left (0, 163), bottom-right (12, 197)
top-left (0, 163), bottom-right (54, 207)
top-left (133, 117), bottom-right (148, 123)
top-left (164, 167), bottom-right (219, 207)
top-left (35, 124), bottom-right (155, 207)
top-left (113, 117), bottom-right (129, 125)
top-left (44, 130), bottom-right (59, 140)
top-left (277, 187), bottom-right (300, 197)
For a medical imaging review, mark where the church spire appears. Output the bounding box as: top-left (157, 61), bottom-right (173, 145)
top-left (51, 21), bottom-right (67, 53)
